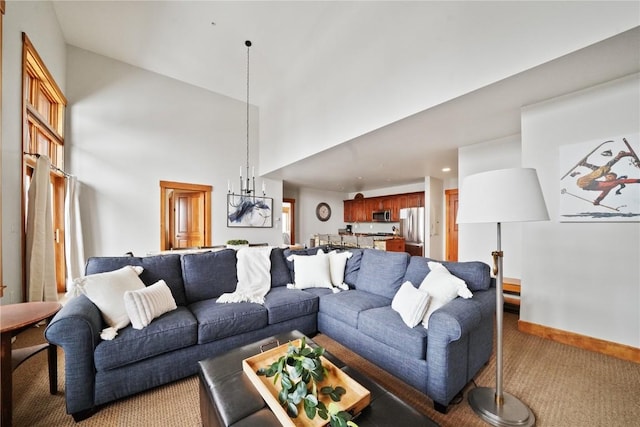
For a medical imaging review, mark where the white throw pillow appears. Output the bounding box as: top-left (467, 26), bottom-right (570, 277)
top-left (287, 249), bottom-right (332, 289)
top-left (328, 250), bottom-right (353, 287)
top-left (71, 266), bottom-right (145, 337)
top-left (419, 261), bottom-right (473, 328)
top-left (391, 281), bottom-right (431, 328)
top-left (124, 279), bottom-right (177, 330)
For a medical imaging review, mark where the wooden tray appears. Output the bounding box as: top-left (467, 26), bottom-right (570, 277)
top-left (242, 338), bottom-right (370, 427)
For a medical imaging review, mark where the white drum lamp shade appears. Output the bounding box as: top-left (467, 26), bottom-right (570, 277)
top-left (457, 168), bottom-right (549, 224)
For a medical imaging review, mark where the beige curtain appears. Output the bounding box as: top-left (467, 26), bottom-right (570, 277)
top-left (65, 176), bottom-right (85, 289)
top-left (26, 155), bottom-right (58, 302)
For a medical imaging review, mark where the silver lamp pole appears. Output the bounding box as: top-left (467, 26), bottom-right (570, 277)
top-left (457, 168), bottom-right (548, 427)
top-left (467, 222), bottom-right (535, 426)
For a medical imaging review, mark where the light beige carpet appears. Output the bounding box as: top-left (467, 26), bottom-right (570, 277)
top-left (11, 313), bottom-right (640, 426)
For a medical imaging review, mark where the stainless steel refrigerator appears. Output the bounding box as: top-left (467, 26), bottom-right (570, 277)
top-left (399, 207), bottom-right (425, 256)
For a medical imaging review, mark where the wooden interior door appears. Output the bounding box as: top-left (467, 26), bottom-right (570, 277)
top-left (160, 180), bottom-right (211, 251)
top-left (283, 198), bottom-right (295, 245)
top-left (171, 191), bottom-right (205, 249)
top-left (445, 189), bottom-right (458, 261)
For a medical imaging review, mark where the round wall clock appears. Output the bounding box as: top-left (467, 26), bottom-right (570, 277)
top-left (316, 202), bottom-right (331, 222)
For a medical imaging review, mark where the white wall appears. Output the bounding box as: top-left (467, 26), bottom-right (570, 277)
top-left (520, 74), bottom-right (640, 347)
top-left (1, 1), bottom-right (67, 303)
top-left (458, 135), bottom-right (523, 278)
top-left (296, 188), bottom-right (347, 247)
top-left (426, 177), bottom-right (444, 260)
top-left (65, 46), bottom-right (283, 258)
top-left (260, 2), bottom-right (640, 177)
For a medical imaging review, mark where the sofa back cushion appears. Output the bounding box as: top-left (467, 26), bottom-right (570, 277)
top-left (85, 254), bottom-right (187, 306)
top-left (181, 249), bottom-right (238, 304)
top-left (355, 249), bottom-right (410, 299)
top-left (269, 248), bottom-right (291, 287)
top-left (403, 256), bottom-right (491, 291)
top-left (343, 249), bottom-right (363, 287)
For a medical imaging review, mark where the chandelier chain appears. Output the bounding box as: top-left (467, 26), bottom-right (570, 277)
top-left (246, 41), bottom-right (250, 176)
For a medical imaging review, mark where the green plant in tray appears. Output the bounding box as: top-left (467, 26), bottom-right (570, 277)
top-left (256, 337), bottom-right (358, 427)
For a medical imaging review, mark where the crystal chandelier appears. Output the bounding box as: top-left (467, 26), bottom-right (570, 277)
top-left (228, 40), bottom-right (265, 198)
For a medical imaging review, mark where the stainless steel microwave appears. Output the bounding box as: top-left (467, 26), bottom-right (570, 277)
top-left (372, 210), bottom-right (391, 222)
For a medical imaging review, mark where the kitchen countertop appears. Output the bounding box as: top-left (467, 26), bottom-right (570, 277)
top-left (338, 233), bottom-right (403, 241)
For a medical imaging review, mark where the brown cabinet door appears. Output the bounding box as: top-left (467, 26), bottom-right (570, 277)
top-left (406, 192), bottom-right (424, 207)
top-left (355, 199), bottom-right (368, 222)
top-left (343, 200), bottom-right (353, 222)
top-left (385, 239), bottom-right (405, 252)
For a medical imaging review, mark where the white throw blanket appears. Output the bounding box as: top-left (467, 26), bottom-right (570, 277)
top-left (217, 246), bottom-right (273, 304)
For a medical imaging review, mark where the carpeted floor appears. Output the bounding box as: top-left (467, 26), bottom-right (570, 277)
top-left (10, 312), bottom-right (640, 426)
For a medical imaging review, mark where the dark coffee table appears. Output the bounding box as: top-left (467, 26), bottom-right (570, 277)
top-left (198, 330), bottom-right (438, 427)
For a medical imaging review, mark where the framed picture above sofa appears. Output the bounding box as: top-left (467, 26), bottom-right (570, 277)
top-left (227, 194), bottom-right (273, 228)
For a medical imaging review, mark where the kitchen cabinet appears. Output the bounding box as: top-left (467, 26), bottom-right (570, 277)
top-left (343, 200), bottom-right (353, 222)
top-left (344, 192), bottom-right (425, 223)
top-left (343, 199), bottom-right (368, 222)
top-left (384, 238), bottom-right (405, 252)
top-left (405, 243), bottom-right (423, 257)
top-left (406, 192), bottom-right (424, 208)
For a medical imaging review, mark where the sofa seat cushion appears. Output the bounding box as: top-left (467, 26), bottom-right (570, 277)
top-left (94, 306), bottom-right (197, 371)
top-left (358, 306), bottom-right (428, 360)
top-left (189, 299), bottom-right (268, 344)
top-left (300, 288), bottom-right (334, 297)
top-left (319, 290), bottom-right (390, 329)
top-left (263, 287), bottom-right (319, 324)
top-left (355, 250), bottom-right (410, 299)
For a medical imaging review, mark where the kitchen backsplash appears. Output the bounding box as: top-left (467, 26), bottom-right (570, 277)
top-left (348, 222), bottom-right (400, 235)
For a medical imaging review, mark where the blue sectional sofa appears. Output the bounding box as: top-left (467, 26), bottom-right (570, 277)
top-left (45, 246), bottom-right (495, 421)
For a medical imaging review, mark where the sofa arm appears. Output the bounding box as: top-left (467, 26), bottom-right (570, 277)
top-left (425, 288), bottom-right (496, 407)
top-left (45, 295), bottom-right (103, 416)
top-left (428, 298), bottom-right (482, 344)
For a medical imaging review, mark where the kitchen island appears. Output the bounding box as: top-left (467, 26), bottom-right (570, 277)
top-left (313, 234), bottom-right (405, 252)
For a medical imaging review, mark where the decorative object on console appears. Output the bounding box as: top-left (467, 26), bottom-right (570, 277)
top-left (226, 239), bottom-right (249, 250)
top-left (457, 167), bottom-right (549, 427)
top-left (316, 202), bottom-right (332, 221)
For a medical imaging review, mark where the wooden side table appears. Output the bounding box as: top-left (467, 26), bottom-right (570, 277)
top-left (1, 301), bottom-right (62, 427)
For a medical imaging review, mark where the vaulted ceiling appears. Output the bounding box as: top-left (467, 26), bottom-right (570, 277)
top-left (51, 1), bottom-right (640, 192)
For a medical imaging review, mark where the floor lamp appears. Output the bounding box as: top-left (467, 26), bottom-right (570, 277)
top-left (457, 168), bottom-right (549, 427)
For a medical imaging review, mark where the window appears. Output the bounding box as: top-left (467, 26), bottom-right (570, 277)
top-left (22, 33), bottom-right (67, 296)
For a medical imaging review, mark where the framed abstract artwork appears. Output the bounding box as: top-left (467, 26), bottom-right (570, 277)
top-left (227, 194), bottom-right (273, 228)
top-left (559, 134), bottom-right (639, 222)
